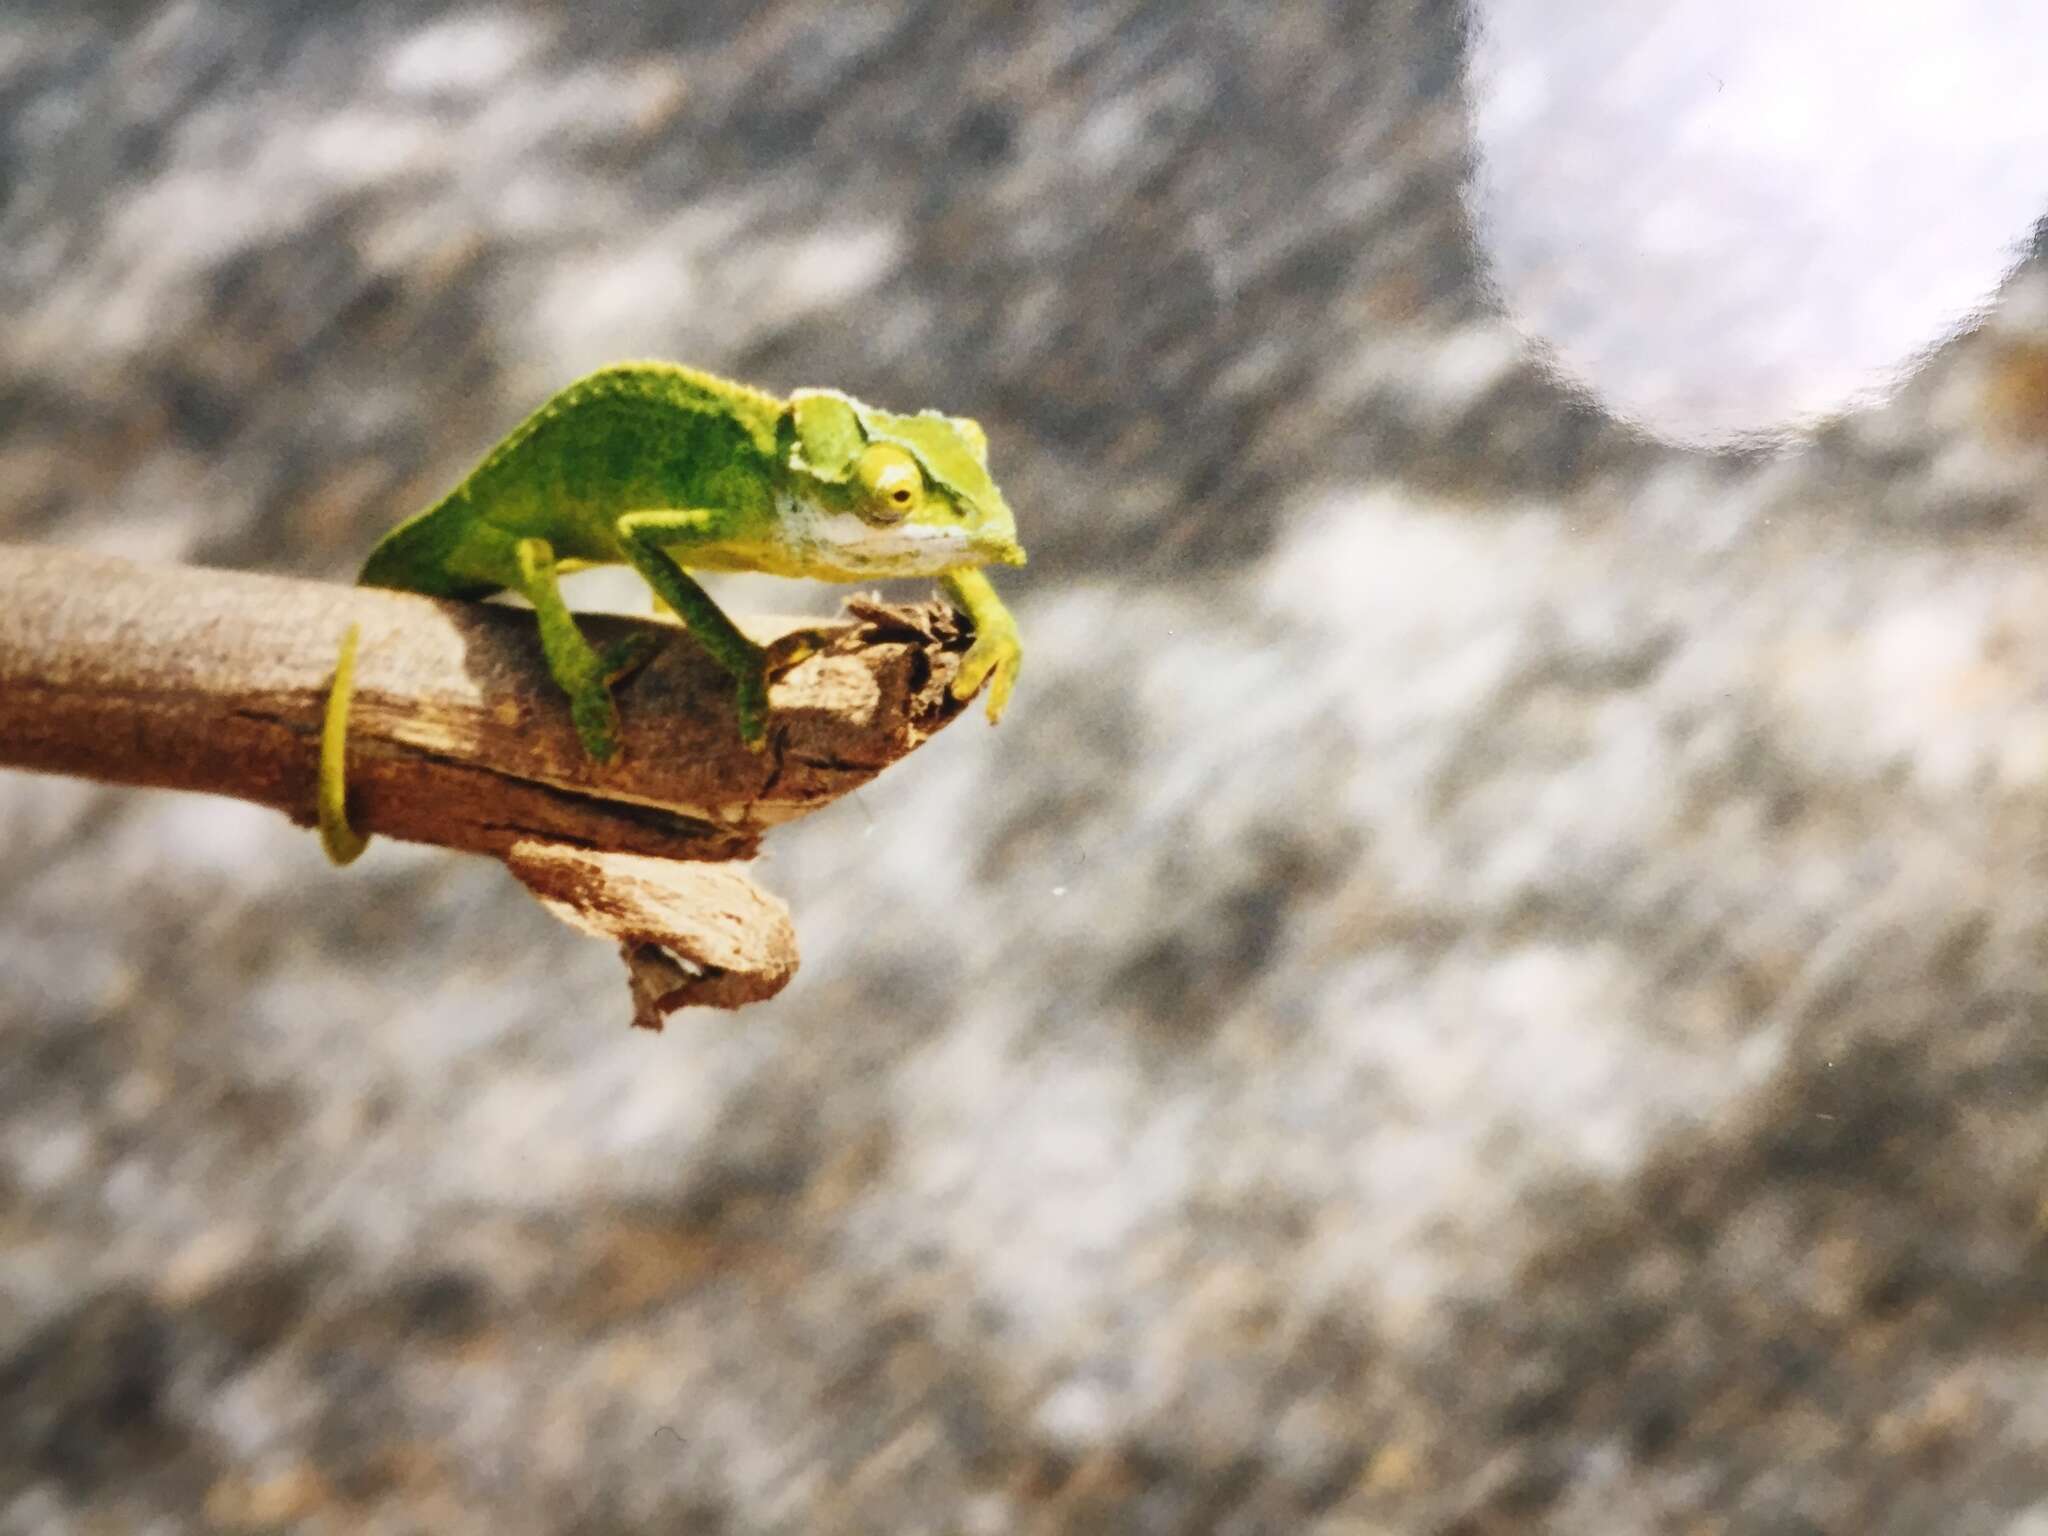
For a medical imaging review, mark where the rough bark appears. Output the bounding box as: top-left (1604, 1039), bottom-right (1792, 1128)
top-left (0, 542), bottom-right (976, 1020)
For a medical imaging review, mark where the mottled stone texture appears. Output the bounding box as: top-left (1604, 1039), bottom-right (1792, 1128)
top-left (7, 4), bottom-right (2048, 1534)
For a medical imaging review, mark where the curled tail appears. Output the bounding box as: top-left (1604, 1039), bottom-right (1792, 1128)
top-left (318, 623), bottom-right (369, 865)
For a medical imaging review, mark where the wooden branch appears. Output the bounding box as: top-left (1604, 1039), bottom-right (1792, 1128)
top-left (0, 542), bottom-right (975, 1021)
top-left (506, 845), bottom-right (800, 1025)
top-left (0, 543), bottom-right (972, 860)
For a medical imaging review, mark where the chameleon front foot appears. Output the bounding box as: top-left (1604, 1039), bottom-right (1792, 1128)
top-left (729, 629), bottom-right (845, 749)
top-left (953, 624), bottom-right (1022, 723)
top-left (572, 632), bottom-right (779, 759)
top-left (764, 625), bottom-right (832, 679)
top-left (940, 568), bottom-right (1023, 724)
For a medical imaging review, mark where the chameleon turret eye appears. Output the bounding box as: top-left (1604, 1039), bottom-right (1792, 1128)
top-left (854, 442), bottom-right (925, 524)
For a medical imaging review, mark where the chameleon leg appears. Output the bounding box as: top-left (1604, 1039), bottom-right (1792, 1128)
top-left (941, 568), bottom-right (1023, 722)
top-left (514, 536), bottom-right (634, 761)
top-left (317, 622), bottom-right (370, 865)
top-left (614, 510), bottom-right (775, 747)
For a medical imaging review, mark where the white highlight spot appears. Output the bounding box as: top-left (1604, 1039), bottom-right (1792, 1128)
top-left (523, 215), bottom-right (902, 373)
top-left (1467, 1), bottom-right (2048, 443)
top-left (384, 13), bottom-right (541, 98)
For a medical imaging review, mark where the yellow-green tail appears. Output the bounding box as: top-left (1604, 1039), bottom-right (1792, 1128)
top-left (318, 623), bottom-right (369, 865)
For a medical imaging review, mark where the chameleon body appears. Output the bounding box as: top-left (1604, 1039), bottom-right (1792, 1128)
top-left (317, 361), bottom-right (1026, 863)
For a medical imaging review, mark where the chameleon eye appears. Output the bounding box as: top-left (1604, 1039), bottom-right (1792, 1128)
top-left (854, 442), bottom-right (924, 524)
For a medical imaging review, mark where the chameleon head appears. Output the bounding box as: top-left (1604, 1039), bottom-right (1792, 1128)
top-left (789, 390), bottom-right (1027, 574)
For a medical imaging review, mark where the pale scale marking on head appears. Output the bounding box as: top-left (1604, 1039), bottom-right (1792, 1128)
top-left (774, 483), bottom-right (973, 575)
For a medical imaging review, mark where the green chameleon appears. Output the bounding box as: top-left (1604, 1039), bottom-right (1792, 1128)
top-left (317, 361), bottom-right (1026, 864)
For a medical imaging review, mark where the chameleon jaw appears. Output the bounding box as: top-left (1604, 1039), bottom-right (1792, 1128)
top-left (786, 505), bottom-right (978, 579)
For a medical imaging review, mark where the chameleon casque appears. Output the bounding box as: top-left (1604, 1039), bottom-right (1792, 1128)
top-left (317, 362), bottom-right (1026, 862)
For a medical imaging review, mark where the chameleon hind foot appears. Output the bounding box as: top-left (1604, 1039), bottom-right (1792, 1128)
top-left (569, 688), bottom-right (624, 763)
top-left (600, 632), bottom-right (664, 686)
top-left (563, 631), bottom-right (666, 761)
top-left (733, 655), bottom-right (770, 750)
top-left (561, 633), bottom-right (665, 762)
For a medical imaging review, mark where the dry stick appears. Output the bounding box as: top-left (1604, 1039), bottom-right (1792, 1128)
top-left (0, 543), bottom-right (974, 1023)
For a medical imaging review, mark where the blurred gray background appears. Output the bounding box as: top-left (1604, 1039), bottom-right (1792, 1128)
top-left (8, 4), bottom-right (2048, 1533)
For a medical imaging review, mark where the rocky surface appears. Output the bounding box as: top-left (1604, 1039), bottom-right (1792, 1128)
top-left (7, 4), bottom-right (2048, 1533)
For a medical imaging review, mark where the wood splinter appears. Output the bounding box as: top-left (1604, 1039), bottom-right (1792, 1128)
top-left (0, 543), bottom-right (977, 1026)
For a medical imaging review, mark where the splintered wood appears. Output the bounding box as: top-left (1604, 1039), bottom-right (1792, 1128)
top-left (0, 543), bottom-right (976, 1025)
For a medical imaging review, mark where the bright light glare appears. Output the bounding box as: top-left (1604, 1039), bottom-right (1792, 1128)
top-left (1465, 1), bottom-right (2048, 445)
